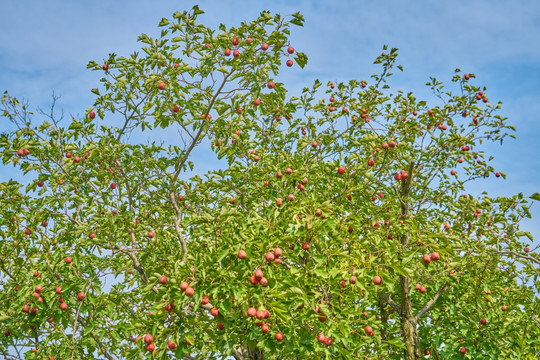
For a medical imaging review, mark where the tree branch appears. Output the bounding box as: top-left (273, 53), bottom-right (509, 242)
top-left (378, 291), bottom-right (401, 314)
top-left (415, 282), bottom-right (450, 321)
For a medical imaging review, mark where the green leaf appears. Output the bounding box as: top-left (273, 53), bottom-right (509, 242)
top-left (530, 193), bottom-right (540, 202)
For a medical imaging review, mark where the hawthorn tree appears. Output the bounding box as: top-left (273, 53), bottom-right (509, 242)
top-left (1, 6), bottom-right (539, 360)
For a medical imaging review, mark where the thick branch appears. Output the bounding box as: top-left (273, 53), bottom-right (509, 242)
top-left (379, 291), bottom-right (401, 313)
top-left (169, 192), bottom-right (188, 264)
top-left (415, 282), bottom-right (450, 321)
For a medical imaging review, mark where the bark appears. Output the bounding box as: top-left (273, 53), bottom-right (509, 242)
top-left (399, 161), bottom-right (421, 360)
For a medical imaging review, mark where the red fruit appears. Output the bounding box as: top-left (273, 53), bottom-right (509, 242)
top-left (364, 326), bottom-right (373, 334)
top-left (267, 81), bottom-right (275, 89)
top-left (158, 82), bottom-right (166, 90)
top-left (286, 60), bottom-right (293, 67)
top-left (287, 46), bottom-right (294, 54)
top-left (158, 275), bottom-right (168, 284)
top-left (261, 323), bottom-right (269, 333)
top-left (373, 276), bottom-right (382, 285)
top-left (265, 252), bottom-right (275, 262)
top-left (144, 334), bottom-right (153, 344)
top-left (74, 156), bottom-right (81, 163)
top-left (274, 248), bottom-right (283, 257)
top-left (253, 155), bottom-right (260, 162)
top-left (64, 257), bottom-right (72, 264)
top-left (247, 307), bottom-right (257, 317)
top-left (210, 307), bottom-right (219, 317)
top-left (349, 276), bottom-right (357, 285)
top-left (368, 159), bottom-right (375, 167)
top-left (424, 349), bottom-right (430, 355)
top-left (287, 194), bottom-right (295, 202)
top-left (420, 286), bottom-right (427, 293)
top-left (147, 231), bottom-right (154, 239)
top-left (77, 292), bottom-right (85, 301)
top-left (275, 332), bottom-right (283, 341)
top-left (261, 43), bottom-right (269, 50)
top-left (338, 167), bottom-right (345, 174)
top-left (102, 63), bottom-right (109, 71)
top-left (233, 50), bottom-right (240, 57)
top-left (431, 252), bottom-right (440, 261)
top-left (180, 282), bottom-right (189, 291)
top-left (167, 340), bottom-right (177, 350)
top-left (56, 286), bottom-right (62, 294)
top-left (201, 295), bottom-right (209, 305)
top-left (238, 250), bottom-right (247, 259)
top-left (524, 247), bottom-right (530, 253)
top-left (423, 254), bottom-right (431, 264)
top-left (259, 277), bottom-right (268, 287)
top-left (31, 307), bottom-right (37, 315)
top-left (253, 98), bottom-right (260, 106)
top-left (89, 232), bottom-right (95, 239)
top-left (389, 141), bottom-right (396, 148)
top-left (318, 315), bottom-right (327, 322)
top-left (185, 287), bottom-right (195, 297)
top-left (464, 74), bottom-right (470, 80)
top-left (217, 323), bottom-right (224, 330)
top-left (66, 152), bottom-right (72, 158)
top-left (256, 310), bottom-right (265, 320)
top-left (302, 242), bottom-right (310, 250)
top-left (250, 275), bottom-right (259, 285)
top-left (276, 198), bottom-right (283, 207)
top-left (232, 38), bottom-right (239, 45)
top-left (60, 302), bottom-right (68, 311)
top-left (459, 347), bottom-right (467, 354)
top-left (110, 183), bottom-right (117, 189)
top-left (255, 269), bottom-right (264, 280)
top-left (146, 342), bottom-right (155, 352)
top-left (480, 318), bottom-right (487, 325)
top-left (22, 304), bottom-right (30, 313)
top-left (502, 305), bottom-right (507, 311)
top-left (317, 333), bottom-right (326, 343)
top-left (4, 330), bottom-right (10, 337)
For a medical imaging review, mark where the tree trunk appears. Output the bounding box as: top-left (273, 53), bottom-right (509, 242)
top-left (246, 348), bottom-right (264, 360)
top-left (399, 162), bottom-right (421, 360)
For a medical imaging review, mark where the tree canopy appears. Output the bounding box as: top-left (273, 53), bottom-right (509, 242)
top-left (1, 6), bottom-right (539, 360)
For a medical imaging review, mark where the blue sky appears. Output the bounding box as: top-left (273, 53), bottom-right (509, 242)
top-left (1, 0), bottom-right (539, 245)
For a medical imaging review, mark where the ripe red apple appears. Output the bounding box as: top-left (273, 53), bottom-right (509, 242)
top-left (287, 46), bottom-right (294, 54)
top-left (210, 307), bottom-right (219, 317)
top-left (64, 257), bottom-right (72, 264)
top-left (318, 315), bottom-right (327, 322)
top-left (102, 63), bottom-right (109, 71)
top-left (424, 349), bottom-right (430, 355)
top-left (267, 81), bottom-right (275, 89)
top-left (22, 304), bottom-right (30, 313)
top-left (31, 307), bottom-right (37, 315)
top-left (255, 269), bottom-right (264, 280)
top-left (60, 302), bottom-right (68, 311)
top-left (420, 286), bottom-right (427, 293)
top-left (167, 340), bottom-right (177, 350)
top-left (261, 43), bottom-right (269, 51)
top-left (459, 347), bottom-right (467, 354)
top-left (364, 326), bottom-right (373, 334)
top-left (480, 318), bottom-right (487, 325)
top-left (368, 159), bottom-right (375, 167)
top-left (524, 247), bottom-right (530, 253)
top-left (147, 231), bottom-right (154, 239)
top-left (256, 310), bottom-right (265, 320)
top-left (275, 332), bottom-right (283, 341)
top-left (265, 252), bottom-right (275, 262)
top-left (89, 232), bottom-right (95, 239)
top-left (338, 167), bottom-right (345, 174)
top-left (185, 287), bottom-right (195, 297)
top-left (76, 292), bottom-right (85, 301)
top-left (373, 276), bottom-right (382, 285)
top-left (431, 252), bottom-right (440, 261)
top-left (276, 198), bottom-right (283, 207)
top-left (349, 275), bottom-right (357, 285)
top-left (232, 38), bottom-right (239, 45)
top-left (287, 194), bottom-right (295, 202)
top-left (110, 183), bottom-right (117, 189)
top-left (146, 342), bottom-right (155, 352)
top-left (502, 305), bottom-right (507, 311)
top-left (238, 250), bottom-right (247, 259)
top-left (253, 98), bottom-right (260, 106)
top-left (158, 82), bottom-right (166, 90)
top-left (180, 282), bottom-right (189, 291)
top-left (217, 323), bottom-right (224, 330)
top-left (74, 156), bottom-right (81, 163)
top-left (144, 334), bottom-right (153, 344)
top-left (250, 275), bottom-right (258, 285)
top-left (274, 248), bottom-right (283, 257)
top-left (261, 323), bottom-right (269, 333)
top-left (317, 333), bottom-right (326, 343)
top-left (423, 254), bottom-right (431, 264)
top-left (286, 60), bottom-right (293, 67)
top-left (158, 275), bottom-right (168, 284)
top-left (201, 295), bottom-right (209, 305)
top-left (56, 286), bottom-right (62, 294)
top-left (259, 277), bottom-right (268, 287)
top-left (247, 307), bottom-right (257, 317)
top-left (302, 242), bottom-right (310, 250)
top-left (233, 50), bottom-right (240, 57)
top-left (325, 337), bottom-right (332, 346)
